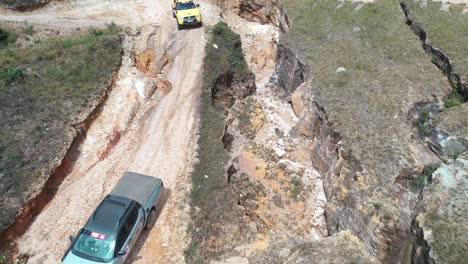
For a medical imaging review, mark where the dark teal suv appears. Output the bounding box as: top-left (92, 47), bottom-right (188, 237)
top-left (62, 172), bottom-right (164, 264)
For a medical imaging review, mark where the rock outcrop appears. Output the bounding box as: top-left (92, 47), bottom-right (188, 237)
top-left (0, 0), bottom-right (50, 10)
top-left (209, 0), bottom-right (290, 30)
top-left (413, 152), bottom-right (468, 264)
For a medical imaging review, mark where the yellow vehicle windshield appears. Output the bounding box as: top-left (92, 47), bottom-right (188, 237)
top-left (176, 1), bottom-right (196, 10)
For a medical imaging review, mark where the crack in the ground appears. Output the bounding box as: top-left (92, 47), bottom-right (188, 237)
top-left (400, 1), bottom-right (467, 102)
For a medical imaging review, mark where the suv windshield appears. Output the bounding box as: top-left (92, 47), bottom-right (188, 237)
top-left (176, 1), bottom-right (196, 10)
top-left (72, 229), bottom-right (116, 262)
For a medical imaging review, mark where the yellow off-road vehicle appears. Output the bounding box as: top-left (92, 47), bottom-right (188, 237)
top-left (172, 0), bottom-right (202, 30)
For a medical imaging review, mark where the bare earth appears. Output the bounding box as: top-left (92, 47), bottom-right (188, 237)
top-left (0, 0), bottom-right (220, 263)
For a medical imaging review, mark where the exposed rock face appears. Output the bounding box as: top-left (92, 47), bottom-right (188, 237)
top-left (0, 0), bottom-right (50, 10)
top-left (209, 0), bottom-right (290, 30)
top-left (413, 152), bottom-right (468, 264)
top-left (276, 45), bottom-right (308, 96)
top-left (212, 72), bottom-right (256, 108)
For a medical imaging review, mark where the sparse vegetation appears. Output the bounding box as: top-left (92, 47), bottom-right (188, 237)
top-left (22, 24), bottom-right (35, 35)
top-left (290, 178), bottom-right (303, 199)
top-left (0, 25), bottom-right (122, 232)
top-left (186, 22), bottom-right (250, 263)
top-left (184, 241), bottom-right (199, 258)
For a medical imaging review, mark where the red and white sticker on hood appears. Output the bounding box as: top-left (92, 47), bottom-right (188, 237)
top-left (90, 232), bottom-right (106, 240)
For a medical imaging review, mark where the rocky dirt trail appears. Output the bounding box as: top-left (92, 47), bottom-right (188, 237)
top-left (0, 0), bottom-right (221, 263)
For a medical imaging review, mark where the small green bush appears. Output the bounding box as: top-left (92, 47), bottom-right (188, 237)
top-left (290, 178), bottom-right (303, 198)
top-left (0, 27), bottom-right (17, 48)
top-left (417, 108), bottom-right (431, 136)
top-left (420, 108), bottom-right (430, 123)
top-left (1, 66), bottom-right (24, 84)
top-left (409, 164), bottom-right (438, 192)
top-left (410, 174), bottom-right (428, 192)
top-left (418, 123), bottom-right (431, 136)
top-left (444, 91), bottom-right (464, 108)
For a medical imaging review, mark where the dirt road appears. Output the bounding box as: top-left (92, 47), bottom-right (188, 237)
top-left (0, 0), bottom-right (213, 263)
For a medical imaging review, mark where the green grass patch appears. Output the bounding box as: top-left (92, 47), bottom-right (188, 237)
top-left (444, 90), bottom-right (464, 108)
top-left (0, 66), bottom-right (24, 84)
top-left (0, 24), bottom-right (122, 232)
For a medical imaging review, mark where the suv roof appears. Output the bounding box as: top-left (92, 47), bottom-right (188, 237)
top-left (83, 195), bottom-right (135, 235)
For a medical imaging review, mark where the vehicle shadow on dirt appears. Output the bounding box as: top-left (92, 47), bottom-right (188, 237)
top-left (127, 188), bottom-right (172, 263)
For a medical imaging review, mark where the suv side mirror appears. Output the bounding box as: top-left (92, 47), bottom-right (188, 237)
top-left (196, 4), bottom-right (200, 7)
top-left (69, 235), bottom-right (75, 242)
top-left (117, 250), bottom-right (127, 257)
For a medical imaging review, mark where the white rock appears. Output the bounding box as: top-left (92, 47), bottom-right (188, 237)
top-left (336, 67), bottom-right (347, 73)
top-left (213, 44), bottom-right (218, 49)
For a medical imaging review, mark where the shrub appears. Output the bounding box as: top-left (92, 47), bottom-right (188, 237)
top-left (0, 27), bottom-right (17, 48)
top-left (290, 178), bottom-right (303, 198)
top-left (409, 164), bottom-right (438, 192)
top-left (22, 23), bottom-right (35, 35)
top-left (184, 241), bottom-right (199, 258)
top-left (444, 90), bottom-right (464, 108)
top-left (417, 108), bottom-right (431, 136)
top-left (1, 66), bottom-right (24, 84)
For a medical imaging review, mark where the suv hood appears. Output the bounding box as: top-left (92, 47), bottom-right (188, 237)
top-left (62, 251), bottom-right (115, 264)
top-left (176, 8), bottom-right (200, 17)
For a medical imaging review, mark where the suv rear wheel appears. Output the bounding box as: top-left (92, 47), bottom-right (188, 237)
top-left (145, 208), bottom-right (157, 230)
